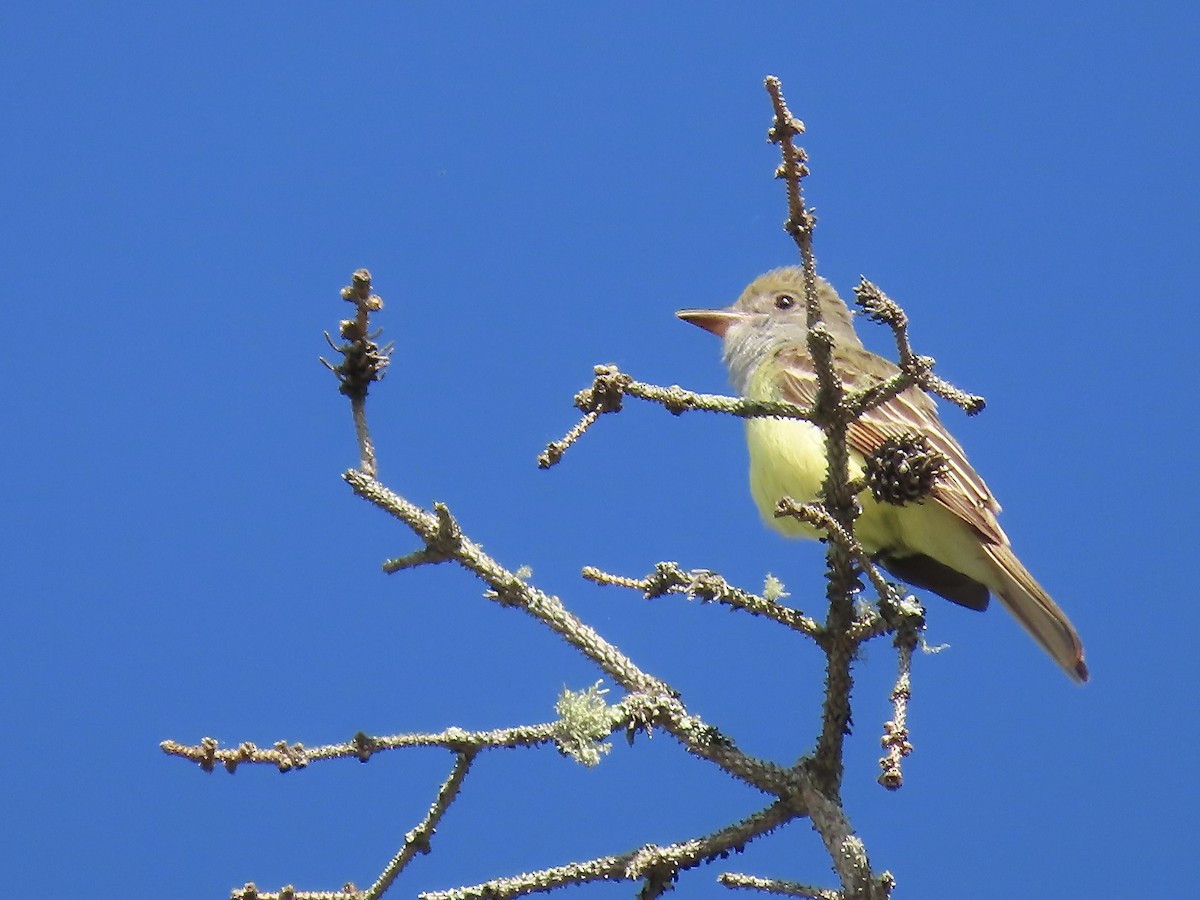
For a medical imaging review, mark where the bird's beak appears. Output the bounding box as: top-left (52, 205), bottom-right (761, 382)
top-left (675, 307), bottom-right (746, 338)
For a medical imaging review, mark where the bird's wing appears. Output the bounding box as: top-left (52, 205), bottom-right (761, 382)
top-left (775, 344), bottom-right (1007, 546)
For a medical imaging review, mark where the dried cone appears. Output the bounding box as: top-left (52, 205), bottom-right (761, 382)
top-left (864, 433), bottom-right (948, 505)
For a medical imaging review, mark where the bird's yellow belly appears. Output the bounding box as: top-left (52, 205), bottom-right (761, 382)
top-left (747, 417), bottom-right (846, 536)
top-left (745, 416), bottom-right (903, 551)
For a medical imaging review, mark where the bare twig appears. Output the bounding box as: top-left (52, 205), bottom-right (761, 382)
top-left (346, 471), bottom-right (673, 697)
top-left (365, 752), bottom-right (476, 899)
top-left (766, 74), bottom-right (858, 796)
top-left (161, 723), bottom-right (559, 773)
top-left (583, 562), bottom-right (821, 638)
top-left (540, 365), bottom-right (811, 469)
top-left (538, 410), bottom-right (601, 468)
top-left (798, 775), bottom-right (893, 900)
top-left (772, 500), bottom-right (899, 607)
top-left (320, 269), bottom-right (390, 477)
top-left (230, 883), bottom-right (360, 900)
top-left (877, 656), bottom-right (913, 791)
top-left (719, 872), bottom-right (841, 899)
top-left (852, 278), bottom-right (985, 417)
top-left (764, 76), bottom-right (814, 248)
top-left (877, 606), bottom-right (921, 790)
top-left (419, 800), bottom-right (799, 900)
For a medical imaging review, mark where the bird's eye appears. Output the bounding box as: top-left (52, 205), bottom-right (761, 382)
top-left (774, 293), bottom-right (797, 310)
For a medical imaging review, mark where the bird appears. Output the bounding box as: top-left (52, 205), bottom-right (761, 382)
top-left (677, 267), bottom-right (1088, 682)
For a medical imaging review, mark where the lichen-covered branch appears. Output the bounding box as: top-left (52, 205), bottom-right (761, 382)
top-left (766, 75), bottom-right (860, 799)
top-left (877, 603), bottom-right (921, 791)
top-left (540, 365), bottom-right (811, 469)
top-left (718, 872), bottom-right (841, 899)
top-left (420, 800), bottom-right (799, 900)
top-left (798, 775), bottom-right (893, 900)
top-left (320, 269), bottom-right (390, 477)
top-left (583, 562), bottom-right (821, 638)
top-left (345, 471), bottom-right (671, 698)
top-left (363, 752), bottom-right (476, 900)
top-left (852, 278), bottom-right (985, 417)
top-left (772, 499), bottom-right (899, 608)
top-left (160, 723), bottom-right (561, 773)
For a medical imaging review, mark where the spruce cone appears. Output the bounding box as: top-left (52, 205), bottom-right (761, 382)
top-left (864, 433), bottom-right (948, 505)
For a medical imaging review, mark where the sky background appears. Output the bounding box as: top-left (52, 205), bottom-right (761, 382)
top-left (3, 3), bottom-right (1198, 898)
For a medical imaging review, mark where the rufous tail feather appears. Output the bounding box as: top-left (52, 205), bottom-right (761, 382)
top-left (982, 544), bottom-right (1088, 683)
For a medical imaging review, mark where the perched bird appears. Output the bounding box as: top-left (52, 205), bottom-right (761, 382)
top-left (678, 267), bottom-right (1087, 682)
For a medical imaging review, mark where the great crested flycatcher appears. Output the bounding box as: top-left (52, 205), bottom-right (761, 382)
top-left (678, 267), bottom-right (1088, 682)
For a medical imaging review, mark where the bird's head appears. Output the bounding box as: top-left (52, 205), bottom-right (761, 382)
top-left (677, 267), bottom-right (859, 392)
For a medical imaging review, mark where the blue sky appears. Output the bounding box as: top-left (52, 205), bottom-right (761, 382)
top-left (3, 3), bottom-right (1197, 897)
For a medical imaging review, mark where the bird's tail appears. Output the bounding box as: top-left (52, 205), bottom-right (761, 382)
top-left (983, 544), bottom-right (1088, 683)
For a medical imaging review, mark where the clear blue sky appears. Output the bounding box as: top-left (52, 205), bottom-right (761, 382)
top-left (3, 3), bottom-right (1197, 897)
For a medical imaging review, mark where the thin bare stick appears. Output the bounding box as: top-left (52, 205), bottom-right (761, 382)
top-left (583, 562), bottom-right (821, 638)
top-left (878, 631), bottom-right (917, 791)
top-left (364, 752), bottom-right (476, 900)
top-left (540, 365), bottom-right (812, 469)
top-left (161, 722), bottom-right (559, 773)
top-left (419, 800), bottom-right (799, 900)
top-left (765, 74), bottom-right (858, 795)
top-left (321, 269), bottom-right (390, 477)
top-left (346, 472), bottom-right (671, 697)
top-left (719, 872), bottom-right (841, 899)
top-left (773, 500), bottom-right (898, 606)
top-left (852, 278), bottom-right (985, 416)
top-left (538, 410), bottom-right (601, 468)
